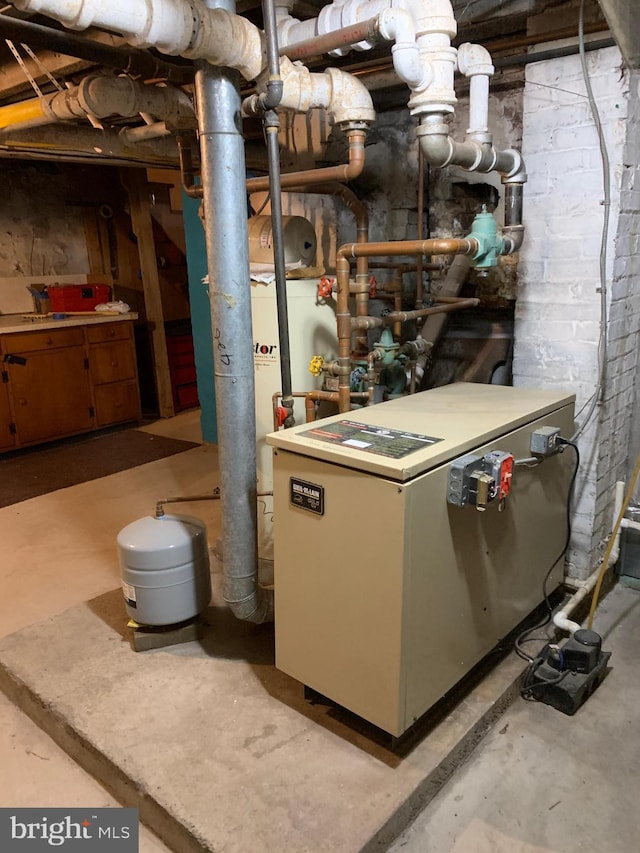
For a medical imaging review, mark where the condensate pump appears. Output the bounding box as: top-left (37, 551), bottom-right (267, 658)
top-left (117, 514), bottom-right (211, 626)
top-left (523, 629), bottom-right (611, 715)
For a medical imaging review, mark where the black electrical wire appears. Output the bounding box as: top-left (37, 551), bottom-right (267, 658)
top-left (514, 439), bottom-right (580, 663)
top-left (520, 656), bottom-right (570, 701)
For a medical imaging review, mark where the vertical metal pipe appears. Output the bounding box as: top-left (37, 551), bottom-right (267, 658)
top-left (504, 183), bottom-right (523, 227)
top-left (195, 1), bottom-right (273, 623)
top-left (415, 146), bottom-right (425, 310)
top-left (265, 113), bottom-right (293, 406)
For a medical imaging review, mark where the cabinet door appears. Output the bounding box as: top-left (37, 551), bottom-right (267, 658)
top-left (94, 381), bottom-right (140, 427)
top-left (89, 340), bottom-right (137, 385)
top-left (7, 347), bottom-right (94, 444)
top-left (0, 381), bottom-right (15, 450)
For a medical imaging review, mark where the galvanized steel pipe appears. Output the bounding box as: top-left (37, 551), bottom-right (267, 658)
top-left (195, 0), bottom-right (272, 623)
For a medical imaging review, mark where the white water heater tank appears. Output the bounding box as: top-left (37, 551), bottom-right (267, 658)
top-left (248, 215), bottom-right (317, 267)
top-left (251, 277), bottom-right (338, 565)
top-left (117, 514), bottom-right (211, 626)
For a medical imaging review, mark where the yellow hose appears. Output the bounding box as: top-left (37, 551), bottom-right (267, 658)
top-left (588, 450), bottom-right (640, 629)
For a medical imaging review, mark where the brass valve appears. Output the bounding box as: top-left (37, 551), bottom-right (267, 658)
top-left (309, 355), bottom-right (325, 377)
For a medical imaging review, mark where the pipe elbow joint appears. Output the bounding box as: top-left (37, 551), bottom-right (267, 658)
top-left (499, 149), bottom-right (528, 184)
top-left (502, 225), bottom-right (525, 254)
top-left (553, 610), bottom-right (580, 635)
top-left (326, 67), bottom-right (375, 126)
top-left (227, 588), bottom-right (274, 624)
top-left (457, 42), bottom-right (494, 77)
top-left (416, 123), bottom-right (455, 167)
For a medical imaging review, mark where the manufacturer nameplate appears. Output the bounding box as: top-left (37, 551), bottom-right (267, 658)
top-left (290, 478), bottom-right (324, 515)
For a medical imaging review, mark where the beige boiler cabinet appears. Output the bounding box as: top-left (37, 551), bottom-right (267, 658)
top-left (267, 383), bottom-right (575, 737)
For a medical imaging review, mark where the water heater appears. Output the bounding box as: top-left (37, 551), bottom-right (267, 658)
top-left (248, 215), bottom-right (317, 268)
top-left (251, 277), bottom-right (338, 566)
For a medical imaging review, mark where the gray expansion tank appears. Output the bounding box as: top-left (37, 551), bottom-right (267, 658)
top-left (117, 514), bottom-right (211, 626)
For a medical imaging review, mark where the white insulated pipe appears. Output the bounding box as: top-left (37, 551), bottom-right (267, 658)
top-left (457, 43), bottom-right (494, 135)
top-left (12, 0), bottom-right (265, 81)
top-left (377, 7), bottom-right (428, 91)
top-left (553, 481), bottom-right (626, 635)
top-left (12, 0), bottom-right (198, 54)
top-left (271, 57), bottom-right (375, 126)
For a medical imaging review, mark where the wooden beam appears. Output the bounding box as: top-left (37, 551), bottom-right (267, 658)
top-left (122, 168), bottom-right (175, 418)
top-left (0, 30), bottom-right (127, 102)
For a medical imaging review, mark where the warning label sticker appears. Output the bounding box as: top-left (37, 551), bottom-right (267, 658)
top-left (301, 420), bottom-right (443, 459)
top-left (122, 581), bottom-right (137, 608)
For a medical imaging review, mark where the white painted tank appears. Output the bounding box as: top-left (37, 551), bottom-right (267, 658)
top-left (251, 277), bottom-right (338, 565)
top-left (117, 514), bottom-right (211, 626)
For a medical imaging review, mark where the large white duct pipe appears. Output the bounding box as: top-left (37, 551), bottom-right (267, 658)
top-left (12, 0), bottom-right (265, 81)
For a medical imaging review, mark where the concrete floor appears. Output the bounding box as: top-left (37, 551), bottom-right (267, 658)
top-left (0, 410), bottom-right (205, 853)
top-left (1, 408), bottom-right (638, 852)
top-left (391, 583), bottom-right (640, 853)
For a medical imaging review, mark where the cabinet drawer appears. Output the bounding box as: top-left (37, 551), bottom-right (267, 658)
top-left (86, 321), bottom-right (131, 344)
top-left (3, 327), bottom-right (84, 352)
top-left (175, 382), bottom-right (199, 411)
top-left (89, 341), bottom-right (136, 384)
top-left (94, 381), bottom-right (140, 426)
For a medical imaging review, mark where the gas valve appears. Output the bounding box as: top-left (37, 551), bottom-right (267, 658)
top-left (317, 276), bottom-right (334, 300)
top-left (447, 450), bottom-right (514, 511)
top-left (309, 355), bottom-right (325, 377)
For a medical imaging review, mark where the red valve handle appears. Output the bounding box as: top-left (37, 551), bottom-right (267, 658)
top-left (318, 276), bottom-right (334, 299)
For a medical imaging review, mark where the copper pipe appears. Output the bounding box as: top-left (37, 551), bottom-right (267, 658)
top-left (283, 180), bottom-right (371, 355)
top-left (246, 129), bottom-right (366, 193)
top-left (339, 238), bottom-right (477, 260)
top-left (305, 394), bottom-right (317, 423)
top-left (351, 298), bottom-right (479, 329)
top-left (280, 17), bottom-right (380, 61)
top-left (336, 238), bottom-right (478, 413)
top-left (271, 390), bottom-right (311, 430)
top-left (305, 389), bottom-right (370, 422)
top-left (177, 133), bottom-right (202, 199)
top-left (368, 261), bottom-right (441, 273)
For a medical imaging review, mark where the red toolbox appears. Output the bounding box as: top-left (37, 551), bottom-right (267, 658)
top-left (47, 284), bottom-right (111, 312)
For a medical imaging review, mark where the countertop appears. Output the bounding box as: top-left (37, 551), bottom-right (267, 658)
top-left (0, 313), bottom-right (138, 334)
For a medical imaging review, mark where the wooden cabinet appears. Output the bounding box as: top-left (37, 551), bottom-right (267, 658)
top-left (87, 322), bottom-right (140, 427)
top-left (0, 319), bottom-right (141, 449)
top-left (0, 380), bottom-right (15, 451)
top-left (7, 346), bottom-right (93, 445)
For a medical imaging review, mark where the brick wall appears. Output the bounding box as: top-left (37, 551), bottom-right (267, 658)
top-left (513, 47), bottom-right (640, 577)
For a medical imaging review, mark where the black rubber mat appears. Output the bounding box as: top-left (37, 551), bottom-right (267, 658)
top-left (0, 429), bottom-right (200, 508)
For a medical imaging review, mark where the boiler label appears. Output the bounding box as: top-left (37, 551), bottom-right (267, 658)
top-left (301, 420), bottom-right (443, 458)
top-left (290, 478), bottom-right (324, 516)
